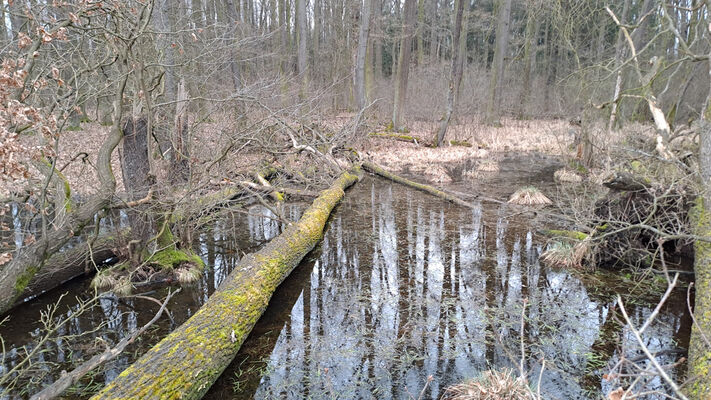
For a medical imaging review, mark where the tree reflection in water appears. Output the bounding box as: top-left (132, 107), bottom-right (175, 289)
top-left (212, 177), bottom-right (691, 399)
top-left (0, 177), bottom-right (690, 400)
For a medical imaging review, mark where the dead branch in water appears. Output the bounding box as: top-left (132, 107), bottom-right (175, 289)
top-left (362, 161), bottom-right (475, 208)
top-left (30, 288), bottom-right (181, 400)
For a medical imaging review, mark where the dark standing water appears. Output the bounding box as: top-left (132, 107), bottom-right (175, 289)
top-left (0, 170), bottom-right (692, 399)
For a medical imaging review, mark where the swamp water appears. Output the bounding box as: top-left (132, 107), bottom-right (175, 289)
top-left (0, 169), bottom-right (693, 399)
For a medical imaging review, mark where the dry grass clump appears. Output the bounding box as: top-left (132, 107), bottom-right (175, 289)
top-left (553, 168), bottom-right (582, 183)
top-left (175, 265), bottom-right (203, 285)
top-left (477, 160), bottom-right (500, 173)
top-left (540, 239), bottom-right (592, 269)
top-left (440, 369), bottom-right (530, 400)
top-left (507, 187), bottom-right (552, 205)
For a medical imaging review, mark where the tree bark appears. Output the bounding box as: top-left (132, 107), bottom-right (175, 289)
top-left (519, 2), bottom-right (538, 119)
top-left (170, 79), bottom-right (190, 183)
top-left (121, 117), bottom-right (154, 258)
top-left (391, 0), bottom-right (417, 131)
top-left (687, 21), bottom-right (711, 392)
top-left (608, 0), bottom-right (631, 132)
top-left (434, 0), bottom-right (465, 147)
top-left (90, 169), bottom-right (360, 400)
top-left (485, 0), bottom-right (513, 125)
top-left (296, 0), bottom-right (308, 95)
top-left (354, 0), bottom-right (373, 110)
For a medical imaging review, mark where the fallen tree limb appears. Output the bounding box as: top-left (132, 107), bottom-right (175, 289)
top-left (91, 168), bottom-right (360, 400)
top-left (30, 289), bottom-right (180, 400)
top-left (368, 132), bottom-right (421, 144)
top-left (18, 231), bottom-right (128, 304)
top-left (362, 161), bottom-right (474, 208)
top-left (238, 181), bottom-right (319, 198)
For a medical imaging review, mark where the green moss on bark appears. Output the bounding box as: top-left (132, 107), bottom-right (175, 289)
top-left (91, 169), bottom-right (359, 400)
top-left (687, 197), bottom-right (711, 399)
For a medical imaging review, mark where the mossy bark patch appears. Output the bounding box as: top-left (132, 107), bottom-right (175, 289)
top-left (687, 197), bottom-right (711, 399)
top-left (91, 169), bottom-right (359, 400)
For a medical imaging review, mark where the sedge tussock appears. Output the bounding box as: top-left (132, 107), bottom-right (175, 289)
top-left (554, 168), bottom-right (582, 183)
top-left (440, 369), bottom-right (530, 400)
top-left (507, 186), bottom-right (552, 205)
top-left (175, 266), bottom-right (203, 285)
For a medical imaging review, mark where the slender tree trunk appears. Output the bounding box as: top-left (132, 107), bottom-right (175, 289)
top-left (171, 79), bottom-right (190, 183)
top-left (8, 0), bottom-right (25, 40)
top-left (519, 3), bottom-right (538, 119)
top-left (313, 0), bottom-right (321, 73)
top-left (373, 0), bottom-right (383, 79)
top-left (608, 0), bottom-right (632, 132)
top-left (435, 0), bottom-right (465, 147)
top-left (225, 0), bottom-right (243, 92)
top-left (155, 0), bottom-right (177, 102)
top-left (417, 0), bottom-right (425, 65)
top-left (485, 0), bottom-right (513, 125)
top-left (429, 0), bottom-right (438, 61)
top-left (354, 0), bottom-right (373, 110)
top-left (296, 0), bottom-right (309, 95)
top-left (0, 0), bottom-right (8, 44)
top-left (391, 0), bottom-right (417, 131)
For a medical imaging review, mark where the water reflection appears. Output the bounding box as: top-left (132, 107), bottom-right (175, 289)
top-left (0, 179), bottom-right (691, 400)
top-left (0, 203), bottom-right (299, 399)
top-left (208, 178), bottom-right (691, 400)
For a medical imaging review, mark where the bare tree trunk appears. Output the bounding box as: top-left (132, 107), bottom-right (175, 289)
top-left (429, 0), bottom-right (438, 62)
top-left (0, 0), bottom-right (8, 44)
top-left (434, 0), bottom-right (465, 147)
top-left (519, 3), bottom-right (538, 119)
top-left (354, 0), bottom-right (373, 110)
top-left (8, 0), bottom-right (25, 40)
top-left (416, 0), bottom-right (425, 66)
top-left (296, 0), bottom-right (309, 95)
top-left (225, 0), bottom-right (243, 91)
top-left (608, 0), bottom-right (631, 132)
top-left (120, 117), bottom-right (154, 263)
top-left (485, 0), bottom-right (513, 125)
top-left (313, 0), bottom-right (321, 72)
top-left (171, 79), bottom-right (190, 183)
top-left (154, 0), bottom-right (176, 102)
top-left (391, 0), bottom-right (417, 131)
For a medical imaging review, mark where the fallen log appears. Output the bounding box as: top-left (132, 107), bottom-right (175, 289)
top-left (362, 161), bottom-right (474, 208)
top-left (18, 231), bottom-right (127, 304)
top-left (91, 168), bottom-right (360, 400)
top-left (368, 131), bottom-right (421, 144)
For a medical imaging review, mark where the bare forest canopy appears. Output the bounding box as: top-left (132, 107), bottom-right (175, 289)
top-left (1, 0), bottom-right (711, 399)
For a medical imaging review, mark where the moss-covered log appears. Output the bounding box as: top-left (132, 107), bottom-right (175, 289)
top-left (688, 198), bottom-right (711, 398)
top-left (362, 161), bottom-right (474, 208)
top-left (91, 169), bottom-right (360, 400)
top-left (368, 131), bottom-right (421, 144)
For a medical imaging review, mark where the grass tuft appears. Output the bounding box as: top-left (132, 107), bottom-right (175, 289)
top-left (507, 186), bottom-right (552, 205)
top-left (441, 369), bottom-right (530, 400)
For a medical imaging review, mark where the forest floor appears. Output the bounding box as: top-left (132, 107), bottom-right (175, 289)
top-left (10, 115), bottom-right (650, 200)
